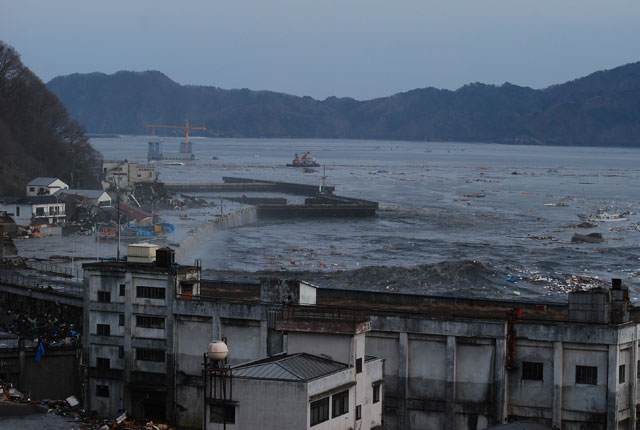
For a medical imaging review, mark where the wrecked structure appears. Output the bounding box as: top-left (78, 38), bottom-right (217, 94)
top-left (102, 160), bottom-right (158, 191)
top-left (79, 243), bottom-right (640, 430)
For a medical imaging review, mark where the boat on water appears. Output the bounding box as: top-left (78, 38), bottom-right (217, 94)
top-left (287, 152), bottom-right (319, 167)
top-left (95, 222), bottom-right (176, 241)
top-left (577, 212), bottom-right (628, 222)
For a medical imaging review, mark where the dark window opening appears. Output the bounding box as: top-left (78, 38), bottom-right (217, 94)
top-left (136, 286), bottom-right (165, 300)
top-left (15, 206), bottom-right (20, 217)
top-left (96, 384), bottom-right (109, 397)
top-left (522, 361), bottom-right (544, 381)
top-left (310, 397), bottom-right (329, 426)
top-left (210, 404), bottom-right (235, 424)
top-left (119, 313), bottom-right (124, 326)
top-left (620, 364), bottom-right (626, 384)
top-left (96, 357), bottom-right (110, 369)
top-left (29, 187), bottom-right (35, 192)
top-left (356, 357), bottom-right (363, 374)
top-left (96, 324), bottom-right (110, 336)
top-left (136, 315), bottom-right (165, 329)
top-left (332, 390), bottom-right (349, 418)
top-left (136, 348), bottom-right (165, 362)
top-left (373, 384), bottom-right (381, 403)
top-left (97, 291), bottom-right (111, 303)
top-left (576, 365), bottom-right (598, 385)
top-left (119, 346), bottom-right (124, 359)
top-left (119, 284), bottom-right (125, 296)
top-left (356, 405), bottom-right (361, 420)
top-left (35, 207), bottom-right (44, 216)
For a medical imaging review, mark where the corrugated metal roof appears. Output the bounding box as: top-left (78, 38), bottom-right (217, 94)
top-left (27, 177), bottom-right (64, 186)
top-left (233, 353), bottom-right (346, 382)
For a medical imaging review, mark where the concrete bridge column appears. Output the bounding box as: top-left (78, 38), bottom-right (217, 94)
top-left (446, 335), bottom-right (457, 430)
top-left (552, 341), bottom-right (563, 429)
top-left (608, 343), bottom-right (620, 430)
top-left (398, 332), bottom-right (409, 430)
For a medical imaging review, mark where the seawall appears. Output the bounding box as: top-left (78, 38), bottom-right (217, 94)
top-left (175, 207), bottom-right (258, 264)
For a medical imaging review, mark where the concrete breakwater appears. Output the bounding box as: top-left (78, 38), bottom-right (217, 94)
top-left (175, 206), bottom-right (257, 263)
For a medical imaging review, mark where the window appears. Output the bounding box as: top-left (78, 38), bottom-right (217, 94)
top-left (15, 206), bottom-right (20, 217)
top-left (576, 365), bottom-right (598, 385)
top-left (136, 286), bottom-right (165, 300)
top-left (97, 291), bottom-right (111, 303)
top-left (356, 405), bottom-right (361, 420)
top-left (96, 384), bottom-right (109, 398)
top-left (637, 360), bottom-right (640, 378)
top-left (522, 361), bottom-right (543, 381)
top-left (29, 187), bottom-right (35, 192)
top-left (210, 404), bottom-right (235, 424)
top-left (136, 348), bottom-right (165, 362)
top-left (619, 364), bottom-right (626, 384)
top-left (332, 390), bottom-right (349, 418)
top-left (356, 357), bottom-right (363, 374)
top-left (119, 284), bottom-right (125, 296)
top-left (118, 313), bottom-right (124, 326)
top-left (96, 357), bottom-right (110, 369)
top-left (373, 384), bottom-right (381, 404)
top-left (119, 346), bottom-right (124, 359)
top-left (36, 207), bottom-right (45, 216)
top-left (136, 315), bottom-right (165, 329)
top-left (310, 397), bottom-right (329, 426)
top-left (96, 324), bottom-right (110, 336)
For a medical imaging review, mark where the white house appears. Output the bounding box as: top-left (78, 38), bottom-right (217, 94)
top-left (26, 177), bottom-right (69, 196)
top-left (0, 196), bottom-right (66, 227)
top-left (55, 189), bottom-right (112, 207)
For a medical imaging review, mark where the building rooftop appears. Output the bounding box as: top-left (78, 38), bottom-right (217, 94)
top-left (55, 189), bottom-right (108, 199)
top-left (26, 177), bottom-right (65, 186)
top-left (232, 353), bottom-right (347, 382)
top-left (485, 422), bottom-right (551, 430)
top-left (0, 196), bottom-right (61, 204)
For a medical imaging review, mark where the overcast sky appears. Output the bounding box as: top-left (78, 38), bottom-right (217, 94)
top-left (1, 0), bottom-right (639, 100)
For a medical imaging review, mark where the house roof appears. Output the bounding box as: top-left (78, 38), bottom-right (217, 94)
top-left (232, 353), bottom-right (347, 382)
top-left (27, 177), bottom-right (66, 187)
top-left (116, 203), bottom-right (152, 222)
top-left (0, 196), bottom-right (61, 205)
top-left (56, 189), bottom-right (109, 199)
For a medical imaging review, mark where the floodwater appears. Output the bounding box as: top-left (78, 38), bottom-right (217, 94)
top-left (26, 136), bottom-right (640, 301)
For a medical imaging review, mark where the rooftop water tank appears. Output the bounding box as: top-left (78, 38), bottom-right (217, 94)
top-left (127, 242), bottom-right (158, 263)
top-left (207, 340), bottom-right (229, 361)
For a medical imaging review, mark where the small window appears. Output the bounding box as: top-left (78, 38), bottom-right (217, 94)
top-left (136, 315), bottom-right (165, 329)
top-left (356, 404), bottom-right (361, 420)
top-left (619, 364), bottom-right (626, 384)
top-left (373, 384), bottom-right (381, 403)
top-left (310, 397), bottom-right (329, 426)
top-left (97, 291), bottom-right (111, 303)
top-left (15, 206), bottom-right (20, 217)
top-left (637, 360), bottom-right (640, 378)
top-left (576, 365), bottom-right (598, 385)
top-left (356, 357), bottom-right (363, 374)
top-left (522, 361), bottom-right (543, 381)
top-left (135, 348), bottom-right (165, 362)
top-left (119, 346), bottom-right (124, 359)
top-left (119, 284), bottom-right (125, 296)
top-left (96, 384), bottom-right (109, 397)
top-left (29, 187), bottom-right (35, 192)
top-left (332, 390), bottom-right (349, 418)
top-left (96, 357), bottom-right (110, 369)
top-left (210, 404), bottom-right (235, 424)
top-left (119, 313), bottom-right (124, 326)
top-left (96, 324), bottom-right (110, 336)
top-left (36, 207), bottom-right (45, 216)
top-left (136, 286), bottom-right (165, 300)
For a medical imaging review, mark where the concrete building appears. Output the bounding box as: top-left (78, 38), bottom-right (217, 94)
top-left (26, 177), bottom-right (69, 196)
top-left (204, 306), bottom-right (384, 430)
top-left (102, 160), bottom-right (157, 190)
top-left (83, 252), bottom-right (640, 430)
top-left (0, 196), bottom-right (66, 227)
top-left (55, 189), bottom-right (112, 207)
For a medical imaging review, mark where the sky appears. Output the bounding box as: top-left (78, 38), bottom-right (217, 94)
top-left (1, 0), bottom-right (639, 100)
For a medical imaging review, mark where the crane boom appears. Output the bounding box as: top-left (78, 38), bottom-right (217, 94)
top-left (146, 120), bottom-right (206, 152)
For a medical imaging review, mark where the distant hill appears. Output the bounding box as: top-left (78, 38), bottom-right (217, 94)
top-left (0, 42), bottom-right (101, 195)
top-left (47, 62), bottom-right (640, 146)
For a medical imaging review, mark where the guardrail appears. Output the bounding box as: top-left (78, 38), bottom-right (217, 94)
top-left (24, 261), bottom-right (83, 280)
top-left (0, 269), bottom-right (83, 297)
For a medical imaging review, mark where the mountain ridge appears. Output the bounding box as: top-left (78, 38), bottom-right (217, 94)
top-left (47, 61), bottom-right (640, 146)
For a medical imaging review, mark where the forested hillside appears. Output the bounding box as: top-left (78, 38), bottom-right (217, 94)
top-left (0, 42), bottom-right (101, 195)
top-left (48, 61), bottom-right (640, 146)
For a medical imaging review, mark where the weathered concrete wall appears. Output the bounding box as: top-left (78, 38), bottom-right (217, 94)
top-left (288, 331), bottom-right (352, 364)
top-left (220, 318), bottom-right (261, 366)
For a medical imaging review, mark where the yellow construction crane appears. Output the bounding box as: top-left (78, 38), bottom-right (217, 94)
top-left (146, 120), bottom-right (206, 153)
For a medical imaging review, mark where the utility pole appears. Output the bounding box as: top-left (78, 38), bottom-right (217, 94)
top-left (116, 189), bottom-right (121, 260)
